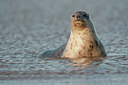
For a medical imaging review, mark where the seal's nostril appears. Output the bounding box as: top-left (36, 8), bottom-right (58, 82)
top-left (77, 15), bottom-right (80, 18)
top-left (76, 15), bottom-right (81, 21)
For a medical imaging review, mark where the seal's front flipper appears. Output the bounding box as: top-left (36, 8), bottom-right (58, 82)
top-left (38, 44), bottom-right (66, 58)
top-left (37, 50), bottom-right (53, 58)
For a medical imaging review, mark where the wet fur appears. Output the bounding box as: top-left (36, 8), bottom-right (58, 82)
top-left (38, 11), bottom-right (106, 58)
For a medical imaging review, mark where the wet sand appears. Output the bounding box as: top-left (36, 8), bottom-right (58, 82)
top-left (0, 0), bottom-right (128, 85)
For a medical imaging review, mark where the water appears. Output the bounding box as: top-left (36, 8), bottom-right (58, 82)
top-left (0, 0), bottom-right (128, 85)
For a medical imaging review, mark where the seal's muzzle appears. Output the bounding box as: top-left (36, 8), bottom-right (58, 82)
top-left (71, 11), bottom-right (89, 29)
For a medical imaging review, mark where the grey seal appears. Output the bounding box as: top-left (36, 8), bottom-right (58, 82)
top-left (38, 11), bottom-right (107, 58)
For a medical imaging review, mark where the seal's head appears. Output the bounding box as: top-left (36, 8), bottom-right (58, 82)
top-left (70, 11), bottom-right (90, 31)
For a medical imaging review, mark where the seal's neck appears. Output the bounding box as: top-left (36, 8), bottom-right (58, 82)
top-left (63, 26), bottom-right (96, 58)
top-left (70, 27), bottom-right (95, 45)
top-left (70, 19), bottom-right (97, 40)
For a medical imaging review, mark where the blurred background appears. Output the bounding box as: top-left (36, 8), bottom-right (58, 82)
top-left (0, 0), bottom-right (128, 85)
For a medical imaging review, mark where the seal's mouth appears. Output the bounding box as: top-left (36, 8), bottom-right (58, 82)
top-left (74, 20), bottom-right (86, 27)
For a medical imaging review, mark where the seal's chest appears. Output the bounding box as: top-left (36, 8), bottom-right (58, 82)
top-left (73, 36), bottom-right (94, 56)
top-left (64, 31), bottom-right (95, 58)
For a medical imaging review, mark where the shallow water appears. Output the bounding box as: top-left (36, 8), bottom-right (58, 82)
top-left (0, 0), bottom-right (128, 85)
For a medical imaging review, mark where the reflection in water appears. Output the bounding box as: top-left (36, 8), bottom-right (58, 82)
top-left (39, 56), bottom-right (104, 70)
top-left (69, 57), bottom-right (104, 70)
top-left (1, 55), bottom-right (127, 81)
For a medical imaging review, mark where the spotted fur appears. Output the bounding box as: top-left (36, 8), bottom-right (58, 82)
top-left (38, 11), bottom-right (107, 58)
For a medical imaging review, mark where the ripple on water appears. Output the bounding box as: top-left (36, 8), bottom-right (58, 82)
top-left (0, 55), bottom-right (128, 80)
top-left (0, 0), bottom-right (128, 85)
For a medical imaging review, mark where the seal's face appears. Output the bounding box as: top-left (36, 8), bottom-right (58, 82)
top-left (70, 11), bottom-right (90, 31)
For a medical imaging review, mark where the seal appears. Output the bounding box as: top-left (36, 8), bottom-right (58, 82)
top-left (38, 11), bottom-right (107, 58)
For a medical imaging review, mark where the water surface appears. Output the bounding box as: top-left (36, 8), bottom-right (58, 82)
top-left (0, 0), bottom-right (128, 85)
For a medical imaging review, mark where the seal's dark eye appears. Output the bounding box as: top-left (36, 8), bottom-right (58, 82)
top-left (72, 15), bottom-right (75, 17)
top-left (83, 13), bottom-right (87, 17)
top-left (83, 13), bottom-right (89, 19)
